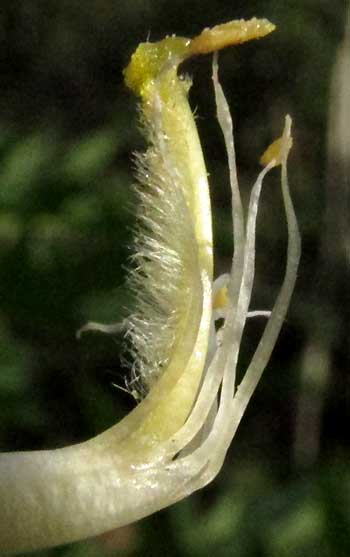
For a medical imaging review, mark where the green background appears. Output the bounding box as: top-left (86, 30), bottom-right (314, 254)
top-left (0, 1), bottom-right (349, 556)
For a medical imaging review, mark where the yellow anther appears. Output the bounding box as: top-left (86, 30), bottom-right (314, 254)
top-left (213, 286), bottom-right (229, 310)
top-left (260, 135), bottom-right (293, 168)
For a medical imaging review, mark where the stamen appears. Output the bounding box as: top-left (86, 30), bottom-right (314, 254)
top-left (212, 53), bottom-right (245, 303)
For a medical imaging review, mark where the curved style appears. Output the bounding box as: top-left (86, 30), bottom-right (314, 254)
top-left (0, 19), bottom-right (300, 554)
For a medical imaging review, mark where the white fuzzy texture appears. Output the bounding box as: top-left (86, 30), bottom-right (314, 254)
top-left (124, 125), bottom-right (199, 396)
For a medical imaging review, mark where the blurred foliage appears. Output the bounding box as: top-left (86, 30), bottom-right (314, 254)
top-left (0, 1), bottom-right (349, 556)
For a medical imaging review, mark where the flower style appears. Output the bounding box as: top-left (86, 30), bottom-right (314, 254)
top-left (0, 19), bottom-right (300, 554)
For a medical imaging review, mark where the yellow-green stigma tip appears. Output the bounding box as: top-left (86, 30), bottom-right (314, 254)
top-left (123, 36), bottom-right (190, 96)
top-left (189, 18), bottom-right (276, 55)
top-left (123, 18), bottom-right (276, 97)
